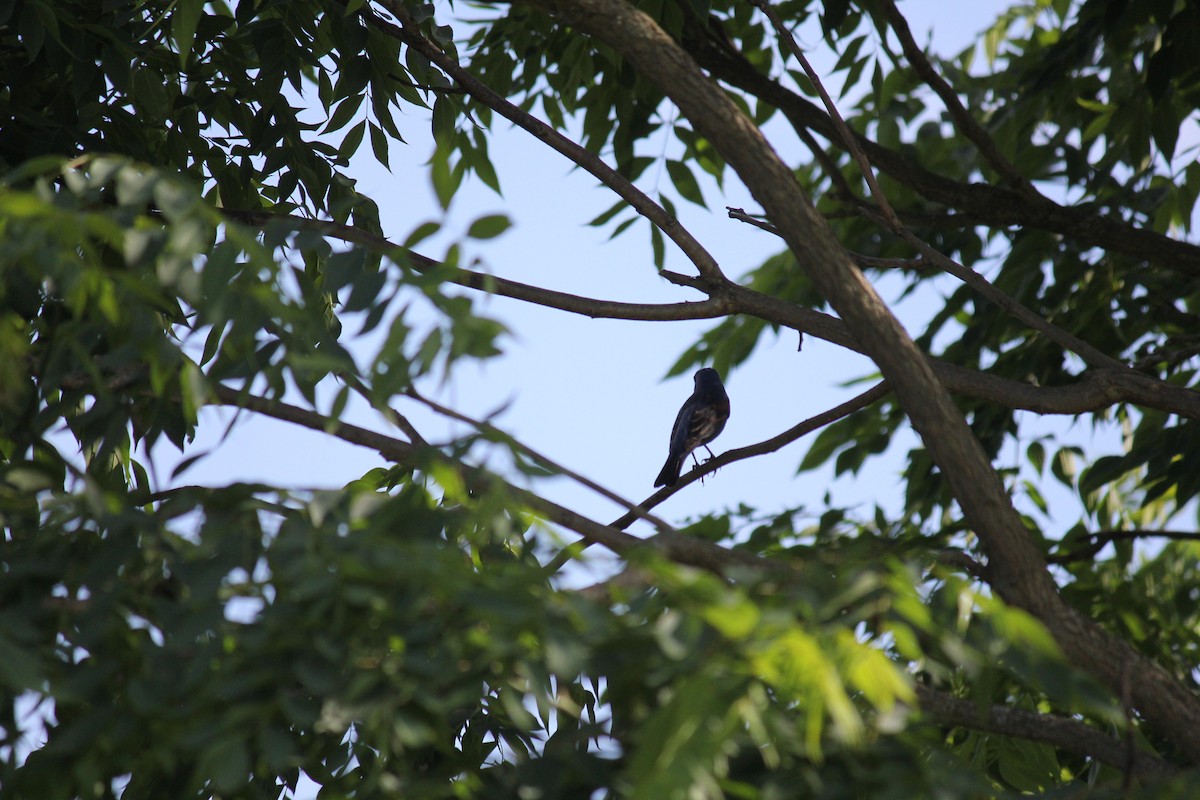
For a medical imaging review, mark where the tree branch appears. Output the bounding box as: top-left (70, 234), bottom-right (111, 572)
top-left (222, 209), bottom-right (729, 322)
top-left (223, 207), bottom-right (1200, 422)
top-left (361, 0), bottom-right (727, 282)
top-left (751, 0), bottom-right (903, 233)
top-left (402, 386), bottom-right (677, 534)
top-left (913, 685), bottom-right (1176, 782)
top-left (877, 0), bottom-right (1036, 196)
top-left (1049, 529), bottom-right (1200, 564)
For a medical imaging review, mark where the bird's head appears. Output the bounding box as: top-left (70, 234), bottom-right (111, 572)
top-left (694, 367), bottom-right (722, 387)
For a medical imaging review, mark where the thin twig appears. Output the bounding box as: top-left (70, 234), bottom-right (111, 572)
top-left (1048, 529), bottom-right (1200, 564)
top-left (338, 371), bottom-right (429, 446)
top-left (727, 207), bottom-right (925, 271)
top-left (935, 549), bottom-right (989, 582)
top-left (726, 206), bottom-right (778, 234)
top-left (750, 0), bottom-right (903, 231)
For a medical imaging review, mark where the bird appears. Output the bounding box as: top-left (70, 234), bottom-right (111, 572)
top-left (654, 367), bottom-right (730, 488)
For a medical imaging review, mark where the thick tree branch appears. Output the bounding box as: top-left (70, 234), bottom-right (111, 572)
top-left (913, 685), bottom-right (1176, 782)
top-left (361, 0), bottom-right (726, 282)
top-left (520, 0), bottom-right (1200, 761)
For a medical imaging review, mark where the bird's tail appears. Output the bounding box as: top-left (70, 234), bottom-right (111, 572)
top-left (654, 455), bottom-right (682, 488)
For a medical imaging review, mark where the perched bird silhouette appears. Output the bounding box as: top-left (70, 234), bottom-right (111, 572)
top-left (654, 367), bottom-right (730, 488)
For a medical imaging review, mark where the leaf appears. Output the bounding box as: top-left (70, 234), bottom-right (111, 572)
top-left (587, 199), bottom-right (626, 227)
top-left (404, 220), bottom-right (441, 249)
top-left (172, 0), bottom-right (204, 67)
top-left (369, 121), bottom-right (390, 168)
top-left (665, 159), bottom-right (705, 206)
top-left (338, 119), bottom-right (366, 162)
top-left (1079, 454), bottom-right (1129, 494)
top-left (324, 95), bottom-right (364, 134)
top-left (195, 736), bottom-right (250, 794)
top-left (1051, 446), bottom-right (1082, 487)
top-left (466, 214), bottom-right (511, 240)
top-left (430, 147), bottom-right (461, 210)
top-left (1026, 440), bottom-right (1045, 475)
top-left (432, 95), bottom-right (457, 145)
top-left (650, 222), bottom-right (664, 269)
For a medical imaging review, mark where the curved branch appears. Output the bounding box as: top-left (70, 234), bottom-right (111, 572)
top-left (723, 282), bottom-right (1200, 420)
top-left (224, 207), bottom-right (1200, 421)
top-left (222, 209), bottom-right (728, 321)
top-left (913, 685), bottom-right (1176, 782)
top-left (877, 0), bottom-right (1036, 196)
top-left (362, 0), bottom-right (726, 282)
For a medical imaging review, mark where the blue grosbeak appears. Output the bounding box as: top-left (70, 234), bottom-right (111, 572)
top-left (654, 367), bottom-right (730, 487)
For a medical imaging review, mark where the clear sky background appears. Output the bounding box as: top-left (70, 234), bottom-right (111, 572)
top-left (152, 0), bottom-right (1117, 584)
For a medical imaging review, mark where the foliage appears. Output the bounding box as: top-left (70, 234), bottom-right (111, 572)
top-left (2, 0), bottom-right (1200, 798)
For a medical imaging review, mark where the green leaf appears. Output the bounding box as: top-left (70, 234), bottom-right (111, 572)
top-left (466, 214), bottom-right (511, 240)
top-left (432, 96), bottom-right (457, 145)
top-left (403, 220), bottom-right (441, 249)
top-left (369, 121), bottom-right (390, 169)
top-left (650, 223), bottom-right (665, 268)
top-left (195, 736), bottom-right (250, 794)
top-left (665, 159), bottom-right (705, 206)
top-left (1026, 440), bottom-right (1045, 475)
top-left (1079, 455), bottom-right (1131, 494)
top-left (172, 0), bottom-right (204, 67)
top-left (430, 147), bottom-right (462, 210)
top-left (339, 119), bottom-right (367, 162)
top-left (324, 95), bottom-right (364, 134)
top-left (587, 199), bottom-right (627, 227)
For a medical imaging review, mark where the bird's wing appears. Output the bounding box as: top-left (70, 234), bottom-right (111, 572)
top-left (668, 398), bottom-right (695, 457)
